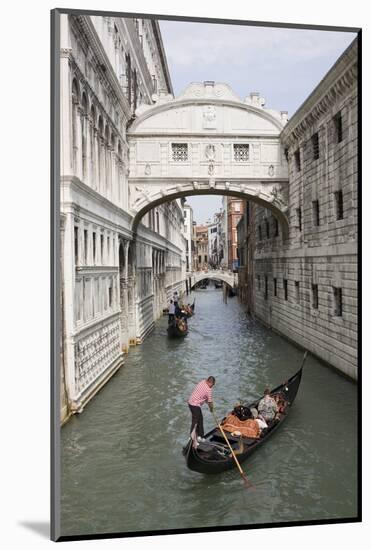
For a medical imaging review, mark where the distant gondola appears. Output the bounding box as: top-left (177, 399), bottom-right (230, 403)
top-left (183, 365), bottom-right (303, 475)
top-left (167, 317), bottom-right (188, 338)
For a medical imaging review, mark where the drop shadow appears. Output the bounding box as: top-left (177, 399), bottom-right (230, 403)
top-left (18, 521), bottom-right (50, 539)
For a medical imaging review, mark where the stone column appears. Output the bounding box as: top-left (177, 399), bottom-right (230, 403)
top-left (86, 115), bottom-right (93, 188)
top-left (93, 128), bottom-right (99, 192)
top-left (111, 151), bottom-right (117, 204)
top-left (75, 107), bottom-right (83, 180)
top-left (62, 212), bottom-right (78, 406)
top-left (100, 137), bottom-right (106, 196)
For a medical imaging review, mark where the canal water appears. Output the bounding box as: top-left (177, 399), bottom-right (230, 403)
top-left (61, 288), bottom-right (358, 537)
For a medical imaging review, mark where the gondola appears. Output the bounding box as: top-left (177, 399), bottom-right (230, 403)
top-left (167, 317), bottom-right (188, 338)
top-left (183, 364), bottom-right (304, 475)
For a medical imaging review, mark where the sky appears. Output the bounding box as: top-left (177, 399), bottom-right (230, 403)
top-left (159, 20), bottom-right (357, 224)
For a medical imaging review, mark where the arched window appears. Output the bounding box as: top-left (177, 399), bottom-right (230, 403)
top-left (90, 104), bottom-right (96, 188)
top-left (97, 116), bottom-right (104, 193)
top-left (71, 78), bottom-right (80, 174)
top-left (81, 92), bottom-right (88, 179)
top-left (105, 125), bottom-right (111, 196)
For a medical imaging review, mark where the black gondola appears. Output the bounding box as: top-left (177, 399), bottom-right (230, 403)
top-left (167, 317), bottom-right (188, 338)
top-left (183, 365), bottom-right (303, 475)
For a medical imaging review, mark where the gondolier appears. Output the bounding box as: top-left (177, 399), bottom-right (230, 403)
top-left (188, 376), bottom-right (215, 441)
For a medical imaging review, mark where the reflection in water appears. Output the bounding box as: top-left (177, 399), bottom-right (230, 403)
top-left (61, 289), bottom-right (357, 536)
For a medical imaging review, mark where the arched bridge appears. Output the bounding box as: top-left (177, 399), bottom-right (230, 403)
top-left (127, 81), bottom-right (289, 238)
top-left (192, 269), bottom-right (237, 289)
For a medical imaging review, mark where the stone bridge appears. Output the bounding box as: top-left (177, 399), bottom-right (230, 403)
top-left (191, 269), bottom-right (237, 289)
top-left (127, 81), bottom-right (289, 237)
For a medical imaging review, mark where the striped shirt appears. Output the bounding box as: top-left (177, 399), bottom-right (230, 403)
top-left (188, 380), bottom-right (213, 407)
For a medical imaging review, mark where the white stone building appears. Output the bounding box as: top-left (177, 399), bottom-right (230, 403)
top-left (59, 14), bottom-right (186, 422)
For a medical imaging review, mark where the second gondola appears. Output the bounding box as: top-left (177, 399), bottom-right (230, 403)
top-left (167, 317), bottom-right (188, 338)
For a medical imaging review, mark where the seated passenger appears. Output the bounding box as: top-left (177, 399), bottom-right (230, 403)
top-left (257, 388), bottom-right (278, 422)
top-left (250, 407), bottom-right (268, 430)
top-left (274, 393), bottom-right (287, 419)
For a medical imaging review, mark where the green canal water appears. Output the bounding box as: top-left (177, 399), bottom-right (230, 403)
top-left (61, 288), bottom-right (358, 537)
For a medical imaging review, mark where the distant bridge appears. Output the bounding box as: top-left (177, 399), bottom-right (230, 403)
top-left (191, 269), bottom-right (237, 289)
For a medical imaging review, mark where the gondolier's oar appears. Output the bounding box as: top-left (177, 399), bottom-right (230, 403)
top-left (212, 411), bottom-right (252, 488)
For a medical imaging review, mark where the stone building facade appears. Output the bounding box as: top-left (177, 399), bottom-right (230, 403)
top-left (240, 39), bottom-right (358, 379)
top-left (223, 196), bottom-right (244, 271)
top-left (195, 225), bottom-right (209, 270)
top-left (59, 14), bottom-right (186, 422)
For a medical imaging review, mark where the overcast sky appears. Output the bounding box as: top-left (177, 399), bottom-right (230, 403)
top-left (159, 20), bottom-right (357, 224)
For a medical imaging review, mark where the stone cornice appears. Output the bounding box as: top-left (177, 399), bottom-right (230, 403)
top-left (60, 175), bottom-right (134, 224)
top-left (129, 98), bottom-right (285, 134)
top-left (281, 39), bottom-right (358, 148)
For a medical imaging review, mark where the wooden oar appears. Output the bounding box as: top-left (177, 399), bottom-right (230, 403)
top-left (212, 411), bottom-right (252, 488)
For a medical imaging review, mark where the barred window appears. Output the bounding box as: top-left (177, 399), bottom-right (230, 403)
top-left (312, 284), bottom-right (319, 309)
top-left (265, 218), bottom-right (270, 239)
top-left (294, 149), bottom-right (301, 171)
top-left (283, 278), bottom-right (288, 301)
top-left (312, 200), bottom-right (320, 226)
top-left (274, 218), bottom-right (279, 237)
top-left (334, 190), bottom-right (344, 220)
top-left (295, 281), bottom-right (300, 303)
top-left (333, 112), bottom-right (343, 143)
top-left (172, 143), bottom-right (188, 162)
top-left (233, 144), bottom-right (249, 162)
top-left (273, 278), bottom-right (277, 297)
top-left (264, 276), bottom-right (268, 300)
top-left (74, 227), bottom-right (79, 266)
top-left (333, 287), bottom-right (343, 316)
top-left (312, 132), bottom-right (319, 160)
top-left (296, 207), bottom-right (302, 231)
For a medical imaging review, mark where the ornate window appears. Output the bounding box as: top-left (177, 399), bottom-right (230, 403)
top-left (172, 143), bottom-right (188, 162)
top-left (233, 144), bottom-right (249, 162)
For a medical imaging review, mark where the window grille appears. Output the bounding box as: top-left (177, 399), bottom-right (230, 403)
top-left (74, 227), bottom-right (79, 265)
top-left (274, 218), bottom-right (279, 237)
top-left (296, 207), bottom-right (302, 231)
top-left (294, 149), bottom-right (301, 171)
top-left (333, 287), bottom-right (343, 316)
top-left (334, 190), bottom-right (344, 220)
top-left (233, 144), bottom-right (249, 162)
top-left (333, 112), bottom-right (343, 143)
top-left (295, 281), bottom-right (300, 303)
top-left (312, 200), bottom-right (320, 226)
top-left (312, 284), bottom-right (319, 309)
top-left (312, 132), bottom-right (319, 160)
top-left (172, 143), bottom-right (188, 162)
top-left (273, 278), bottom-right (277, 297)
top-left (265, 219), bottom-right (270, 239)
top-left (283, 279), bottom-right (288, 301)
top-left (84, 229), bottom-right (88, 265)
